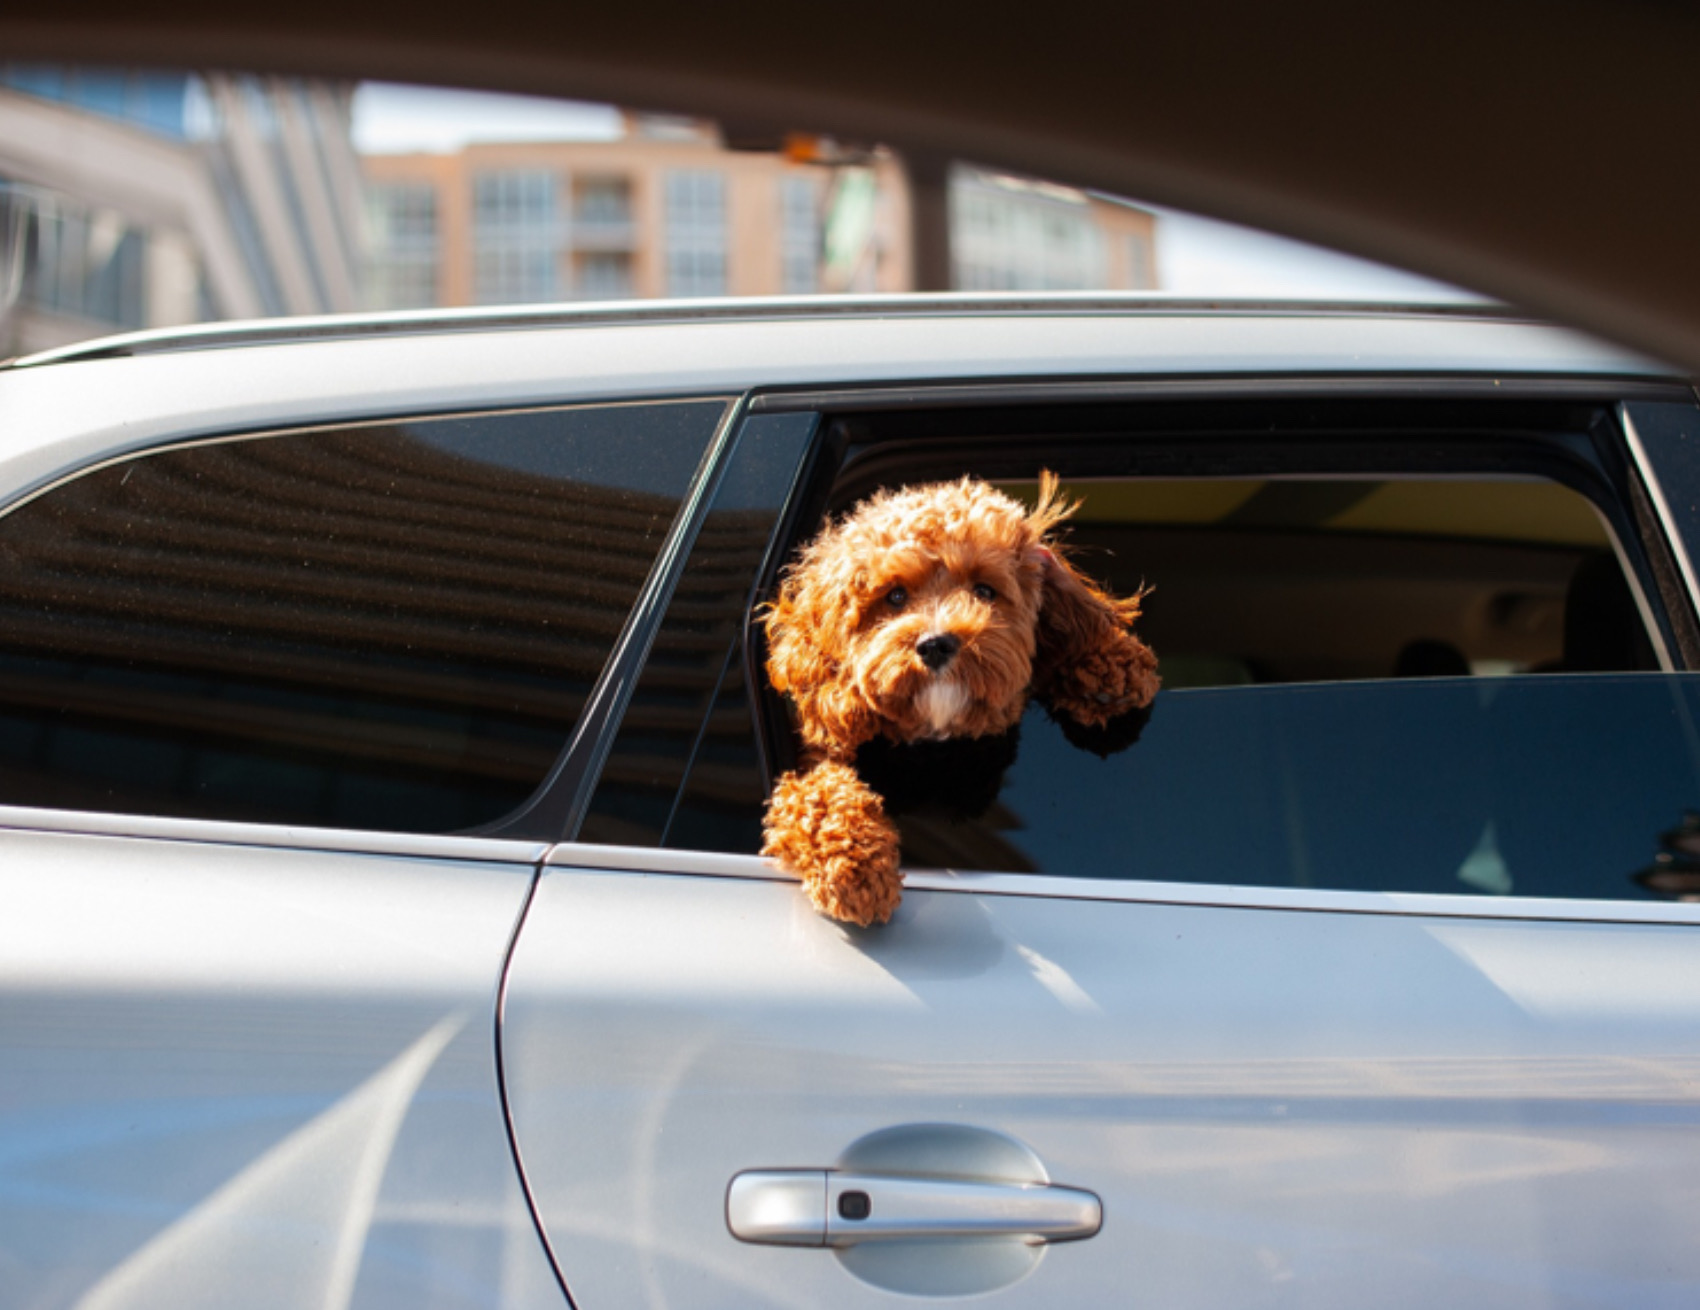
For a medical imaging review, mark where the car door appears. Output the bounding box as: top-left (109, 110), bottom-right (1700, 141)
top-left (0, 385), bottom-right (732, 1309)
top-left (501, 386), bottom-right (1700, 1309)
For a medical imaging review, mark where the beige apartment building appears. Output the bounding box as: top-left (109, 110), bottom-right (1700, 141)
top-left (361, 118), bottom-right (1157, 308)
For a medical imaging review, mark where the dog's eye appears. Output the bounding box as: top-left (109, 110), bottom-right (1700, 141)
top-left (885, 586), bottom-right (909, 609)
top-left (973, 583), bottom-right (998, 603)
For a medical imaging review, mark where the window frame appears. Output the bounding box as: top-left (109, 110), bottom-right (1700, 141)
top-left (726, 379), bottom-right (1700, 884)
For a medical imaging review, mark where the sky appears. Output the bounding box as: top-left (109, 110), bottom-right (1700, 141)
top-left (351, 83), bottom-right (1476, 302)
top-left (352, 83), bottom-right (622, 152)
top-left (1136, 204), bottom-right (1469, 301)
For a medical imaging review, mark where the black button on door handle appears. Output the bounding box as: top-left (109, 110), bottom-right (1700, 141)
top-left (838, 1189), bottom-right (871, 1221)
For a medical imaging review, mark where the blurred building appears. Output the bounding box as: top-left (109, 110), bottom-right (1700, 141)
top-left (0, 70), bottom-right (1161, 355)
top-left (361, 117), bottom-right (915, 308)
top-left (0, 66), bottom-right (364, 355)
top-left (362, 122), bottom-right (1158, 309)
top-left (952, 168), bottom-right (1156, 292)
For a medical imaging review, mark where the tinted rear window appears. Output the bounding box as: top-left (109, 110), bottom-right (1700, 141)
top-left (0, 399), bottom-right (725, 831)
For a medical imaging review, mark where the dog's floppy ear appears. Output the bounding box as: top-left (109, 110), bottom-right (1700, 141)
top-left (762, 530), bottom-right (879, 756)
top-left (1026, 472), bottom-right (1160, 733)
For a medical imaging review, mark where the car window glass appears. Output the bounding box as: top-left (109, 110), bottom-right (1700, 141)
top-left (914, 674), bottom-right (1700, 902)
top-left (579, 412), bottom-right (815, 847)
top-left (0, 399), bottom-right (725, 832)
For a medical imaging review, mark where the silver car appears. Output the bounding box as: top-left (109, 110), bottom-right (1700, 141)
top-left (4, 297), bottom-right (1700, 1309)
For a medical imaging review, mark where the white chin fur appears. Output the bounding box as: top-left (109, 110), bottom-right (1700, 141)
top-left (916, 678), bottom-right (970, 738)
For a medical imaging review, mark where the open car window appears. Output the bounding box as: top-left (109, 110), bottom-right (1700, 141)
top-left (1010, 474), bottom-right (1652, 688)
top-left (862, 470), bottom-right (1685, 902)
top-left (850, 462), bottom-right (1686, 903)
top-left (877, 465), bottom-right (1686, 903)
top-left (622, 397), bottom-right (1700, 906)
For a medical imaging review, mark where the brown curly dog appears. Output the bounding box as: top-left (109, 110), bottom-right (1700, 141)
top-left (760, 472), bottom-right (1159, 925)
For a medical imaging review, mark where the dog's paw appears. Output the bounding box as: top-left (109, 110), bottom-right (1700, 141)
top-left (1051, 699), bottom-right (1153, 757)
top-left (1042, 628), bottom-right (1160, 729)
top-left (763, 762), bottom-right (903, 926)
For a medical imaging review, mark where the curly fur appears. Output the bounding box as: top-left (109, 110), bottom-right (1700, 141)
top-left (761, 472), bottom-right (1159, 925)
top-left (763, 762), bottom-right (902, 926)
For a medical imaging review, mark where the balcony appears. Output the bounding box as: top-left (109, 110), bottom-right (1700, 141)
top-left (571, 217), bottom-right (637, 252)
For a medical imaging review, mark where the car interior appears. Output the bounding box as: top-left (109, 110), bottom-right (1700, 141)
top-left (993, 475), bottom-right (1646, 688)
top-left (814, 396), bottom-right (1666, 690)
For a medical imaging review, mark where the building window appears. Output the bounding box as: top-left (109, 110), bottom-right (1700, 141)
top-left (779, 175), bottom-right (819, 295)
top-left (951, 168), bottom-right (1107, 291)
top-left (473, 170), bottom-right (562, 305)
top-left (571, 176), bottom-right (635, 261)
top-left (576, 252), bottom-right (634, 300)
top-left (664, 170), bottom-right (726, 298)
top-left (1125, 233), bottom-right (1155, 290)
top-left (576, 177), bottom-right (631, 226)
top-left (21, 200), bottom-right (147, 329)
top-left (363, 182), bottom-right (439, 310)
top-left (0, 64), bottom-right (193, 140)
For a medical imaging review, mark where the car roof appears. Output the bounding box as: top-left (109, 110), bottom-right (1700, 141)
top-left (0, 296), bottom-right (1678, 515)
top-left (4, 294), bottom-right (1669, 375)
top-left (3, 294), bottom-right (1521, 367)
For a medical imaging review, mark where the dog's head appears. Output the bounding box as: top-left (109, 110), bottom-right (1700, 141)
top-left (765, 472), bottom-right (1140, 755)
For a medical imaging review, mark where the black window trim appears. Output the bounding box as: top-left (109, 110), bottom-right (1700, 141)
top-left (480, 393), bottom-right (749, 841)
top-left (747, 373), bottom-right (1696, 415)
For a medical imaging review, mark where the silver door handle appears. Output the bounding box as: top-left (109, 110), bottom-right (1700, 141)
top-left (726, 1169), bottom-right (1102, 1247)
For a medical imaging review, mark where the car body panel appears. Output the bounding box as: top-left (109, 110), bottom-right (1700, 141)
top-left (503, 859), bottom-right (1700, 1309)
top-left (0, 821), bottom-right (562, 1310)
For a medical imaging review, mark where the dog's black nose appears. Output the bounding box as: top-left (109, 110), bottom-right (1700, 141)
top-left (917, 633), bottom-right (961, 671)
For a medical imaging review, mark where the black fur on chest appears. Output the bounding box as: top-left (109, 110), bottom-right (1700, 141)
top-left (855, 725), bottom-right (1022, 821)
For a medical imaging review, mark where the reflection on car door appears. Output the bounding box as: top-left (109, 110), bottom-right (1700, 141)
top-left (0, 822), bottom-right (563, 1310)
top-left (502, 855), bottom-right (1700, 1309)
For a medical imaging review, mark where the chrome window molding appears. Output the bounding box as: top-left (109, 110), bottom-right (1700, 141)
top-left (0, 803), bottom-right (549, 864)
top-left (543, 841), bottom-right (1700, 927)
top-left (1621, 403), bottom-right (1700, 614)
